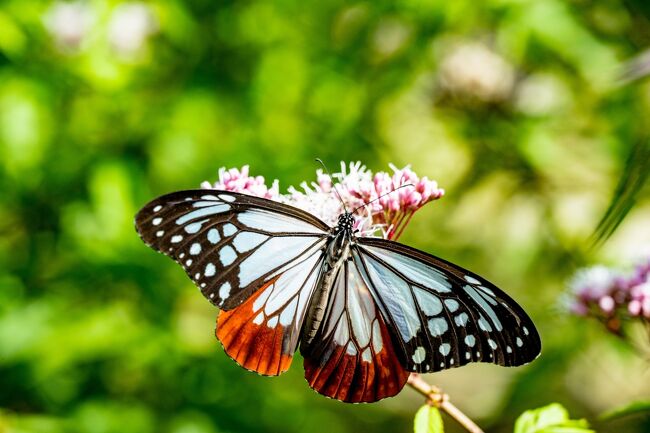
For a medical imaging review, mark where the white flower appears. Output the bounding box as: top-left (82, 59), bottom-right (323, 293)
top-left (43, 1), bottom-right (94, 50)
top-left (108, 2), bottom-right (157, 57)
top-left (439, 42), bottom-right (515, 102)
top-left (569, 266), bottom-right (618, 301)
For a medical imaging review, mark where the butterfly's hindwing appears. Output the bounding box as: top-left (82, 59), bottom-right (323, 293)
top-left (135, 190), bottom-right (329, 310)
top-left (217, 250), bottom-right (325, 376)
top-left (300, 260), bottom-right (409, 403)
top-left (354, 237), bottom-right (541, 373)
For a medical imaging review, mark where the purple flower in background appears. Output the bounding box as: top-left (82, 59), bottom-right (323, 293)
top-left (568, 266), bottom-right (619, 316)
top-left (201, 162), bottom-right (444, 241)
top-left (567, 255), bottom-right (650, 339)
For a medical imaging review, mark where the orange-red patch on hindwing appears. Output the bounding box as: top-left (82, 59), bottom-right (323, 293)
top-left (303, 313), bottom-right (409, 403)
top-left (216, 278), bottom-right (294, 376)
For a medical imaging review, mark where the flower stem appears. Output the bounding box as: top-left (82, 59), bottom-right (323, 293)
top-left (407, 373), bottom-right (485, 433)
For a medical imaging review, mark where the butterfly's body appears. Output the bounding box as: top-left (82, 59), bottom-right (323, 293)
top-left (302, 213), bottom-right (355, 346)
top-left (135, 190), bottom-right (541, 403)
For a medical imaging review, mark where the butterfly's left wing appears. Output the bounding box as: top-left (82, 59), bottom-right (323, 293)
top-left (353, 237), bottom-right (541, 373)
top-left (135, 190), bottom-right (329, 376)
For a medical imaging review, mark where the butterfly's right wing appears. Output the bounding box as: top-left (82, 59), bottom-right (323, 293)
top-left (135, 190), bottom-right (329, 375)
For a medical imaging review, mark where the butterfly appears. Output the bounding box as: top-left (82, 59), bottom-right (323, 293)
top-left (135, 189), bottom-right (541, 403)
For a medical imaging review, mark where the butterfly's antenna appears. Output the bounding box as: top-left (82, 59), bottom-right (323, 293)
top-left (352, 184), bottom-right (414, 214)
top-left (315, 158), bottom-right (348, 212)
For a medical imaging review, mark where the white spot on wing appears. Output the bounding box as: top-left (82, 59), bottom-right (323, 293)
top-left (439, 343), bottom-right (451, 356)
top-left (205, 263), bottom-right (216, 277)
top-left (464, 275), bottom-right (481, 284)
top-left (279, 298), bottom-right (298, 326)
top-left (152, 217), bottom-right (162, 225)
top-left (253, 312), bottom-right (264, 325)
top-left (189, 243), bottom-right (201, 255)
top-left (207, 229), bottom-right (220, 244)
top-left (185, 220), bottom-right (207, 234)
top-left (232, 231), bottom-right (268, 253)
top-left (219, 245), bottom-right (237, 266)
top-left (219, 282), bottom-right (231, 299)
top-left (478, 316), bottom-right (492, 332)
top-left (412, 346), bottom-right (426, 364)
top-left (414, 288), bottom-right (443, 316)
top-left (464, 335), bottom-right (476, 347)
top-left (218, 194), bottom-right (236, 202)
top-left (267, 316), bottom-right (278, 328)
top-left (444, 299), bottom-right (460, 312)
top-left (371, 320), bottom-right (383, 352)
top-left (222, 223), bottom-right (236, 237)
top-left (427, 317), bottom-right (449, 336)
top-left (361, 348), bottom-right (372, 363)
top-left (156, 230), bottom-right (164, 237)
top-left (454, 313), bottom-right (469, 327)
top-left (171, 235), bottom-right (183, 243)
top-left (153, 205), bottom-right (162, 212)
top-left (488, 339), bottom-right (497, 350)
top-left (333, 318), bottom-right (350, 345)
top-left (516, 337), bottom-right (523, 347)
top-left (253, 284), bottom-right (274, 312)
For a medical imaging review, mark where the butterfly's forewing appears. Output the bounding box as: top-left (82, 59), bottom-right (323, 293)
top-left (135, 190), bottom-right (328, 309)
top-left (300, 260), bottom-right (409, 403)
top-left (135, 190), bottom-right (330, 375)
top-left (354, 237), bottom-right (541, 373)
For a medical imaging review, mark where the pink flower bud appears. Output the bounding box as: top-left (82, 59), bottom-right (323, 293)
top-left (598, 296), bottom-right (615, 314)
top-left (628, 300), bottom-right (642, 316)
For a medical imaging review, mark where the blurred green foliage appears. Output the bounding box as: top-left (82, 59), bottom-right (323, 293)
top-left (414, 405), bottom-right (444, 433)
top-left (1, 1), bottom-right (650, 433)
top-left (514, 403), bottom-right (593, 433)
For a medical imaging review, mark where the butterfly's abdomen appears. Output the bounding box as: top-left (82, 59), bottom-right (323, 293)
top-left (301, 235), bottom-right (350, 347)
top-left (300, 264), bottom-right (336, 347)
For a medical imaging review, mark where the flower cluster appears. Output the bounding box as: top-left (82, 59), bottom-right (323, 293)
top-left (201, 162), bottom-right (444, 240)
top-left (567, 256), bottom-right (650, 335)
top-left (200, 166), bottom-right (280, 200)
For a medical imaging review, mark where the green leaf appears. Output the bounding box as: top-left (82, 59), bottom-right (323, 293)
top-left (414, 405), bottom-right (444, 433)
top-left (514, 403), bottom-right (594, 433)
top-left (590, 140), bottom-right (650, 248)
top-left (600, 400), bottom-right (650, 421)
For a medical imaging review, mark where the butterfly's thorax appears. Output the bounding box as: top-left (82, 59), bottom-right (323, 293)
top-left (301, 213), bottom-right (354, 347)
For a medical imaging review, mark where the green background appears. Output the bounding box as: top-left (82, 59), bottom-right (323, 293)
top-left (1, 1), bottom-right (649, 432)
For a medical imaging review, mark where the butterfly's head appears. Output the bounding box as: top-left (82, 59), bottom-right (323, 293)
top-left (336, 212), bottom-right (355, 234)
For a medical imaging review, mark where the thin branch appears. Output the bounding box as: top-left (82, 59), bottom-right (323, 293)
top-left (407, 373), bottom-right (485, 433)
